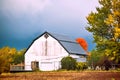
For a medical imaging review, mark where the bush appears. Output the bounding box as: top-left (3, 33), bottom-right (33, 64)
top-left (61, 56), bottom-right (77, 70)
top-left (76, 62), bottom-right (88, 70)
top-left (103, 59), bottom-right (112, 70)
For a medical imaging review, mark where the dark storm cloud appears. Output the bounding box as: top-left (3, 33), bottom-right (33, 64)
top-left (0, 0), bottom-right (99, 50)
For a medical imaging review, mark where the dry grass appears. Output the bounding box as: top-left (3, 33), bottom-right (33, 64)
top-left (0, 71), bottom-right (120, 80)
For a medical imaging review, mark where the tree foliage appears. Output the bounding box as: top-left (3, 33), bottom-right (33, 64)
top-left (12, 49), bottom-right (25, 64)
top-left (0, 47), bottom-right (16, 74)
top-left (88, 49), bottom-right (105, 67)
top-left (0, 47), bottom-right (25, 74)
top-left (76, 38), bottom-right (88, 51)
top-left (86, 0), bottom-right (120, 63)
top-left (61, 56), bottom-right (76, 70)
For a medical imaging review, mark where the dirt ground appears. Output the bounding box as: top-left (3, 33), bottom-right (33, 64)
top-left (0, 71), bottom-right (120, 80)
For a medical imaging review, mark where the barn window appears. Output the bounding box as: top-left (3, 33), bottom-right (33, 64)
top-left (44, 33), bottom-right (49, 39)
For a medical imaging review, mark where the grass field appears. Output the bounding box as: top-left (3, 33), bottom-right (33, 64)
top-left (0, 71), bottom-right (120, 80)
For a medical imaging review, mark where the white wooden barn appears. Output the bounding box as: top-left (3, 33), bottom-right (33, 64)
top-left (25, 31), bottom-right (87, 71)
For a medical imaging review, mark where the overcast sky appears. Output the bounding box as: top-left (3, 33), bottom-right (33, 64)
top-left (0, 0), bottom-right (99, 51)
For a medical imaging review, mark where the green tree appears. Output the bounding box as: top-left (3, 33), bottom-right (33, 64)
top-left (88, 49), bottom-right (105, 68)
top-left (12, 49), bottom-right (26, 64)
top-left (61, 56), bottom-right (76, 70)
top-left (86, 0), bottom-right (120, 63)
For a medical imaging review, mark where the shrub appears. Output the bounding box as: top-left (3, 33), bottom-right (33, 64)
top-left (76, 62), bottom-right (88, 70)
top-left (61, 56), bottom-right (77, 70)
top-left (103, 59), bottom-right (112, 70)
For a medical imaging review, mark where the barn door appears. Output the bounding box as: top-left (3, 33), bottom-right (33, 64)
top-left (31, 61), bottom-right (39, 71)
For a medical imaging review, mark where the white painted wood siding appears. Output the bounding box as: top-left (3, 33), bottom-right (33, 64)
top-left (25, 34), bottom-right (68, 71)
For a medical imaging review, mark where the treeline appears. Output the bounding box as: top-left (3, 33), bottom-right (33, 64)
top-left (0, 46), bottom-right (26, 74)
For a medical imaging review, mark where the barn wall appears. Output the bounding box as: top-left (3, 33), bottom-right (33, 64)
top-left (25, 34), bottom-right (68, 71)
top-left (70, 54), bottom-right (86, 62)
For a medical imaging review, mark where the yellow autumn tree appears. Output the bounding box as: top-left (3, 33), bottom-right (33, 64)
top-left (87, 0), bottom-right (120, 64)
top-left (104, 0), bottom-right (120, 62)
top-left (0, 47), bottom-right (17, 74)
top-left (104, 0), bottom-right (120, 41)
